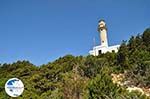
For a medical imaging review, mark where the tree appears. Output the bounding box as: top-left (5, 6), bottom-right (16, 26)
top-left (142, 28), bottom-right (150, 48)
top-left (117, 41), bottom-right (129, 70)
top-left (87, 67), bottom-right (122, 99)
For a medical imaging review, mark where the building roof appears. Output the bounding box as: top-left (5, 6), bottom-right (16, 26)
top-left (98, 19), bottom-right (105, 23)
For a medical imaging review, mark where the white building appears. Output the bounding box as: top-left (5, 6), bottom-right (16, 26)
top-left (89, 20), bottom-right (120, 56)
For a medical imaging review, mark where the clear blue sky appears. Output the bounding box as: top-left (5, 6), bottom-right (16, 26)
top-left (0, 0), bottom-right (150, 65)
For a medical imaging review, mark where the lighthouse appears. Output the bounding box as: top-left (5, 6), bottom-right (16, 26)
top-left (89, 19), bottom-right (120, 56)
top-left (98, 20), bottom-right (108, 47)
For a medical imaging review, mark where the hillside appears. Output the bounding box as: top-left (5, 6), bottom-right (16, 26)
top-left (0, 28), bottom-right (150, 99)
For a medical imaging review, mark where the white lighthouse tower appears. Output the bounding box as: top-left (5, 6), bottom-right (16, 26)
top-left (98, 20), bottom-right (108, 47)
top-left (89, 19), bottom-right (120, 56)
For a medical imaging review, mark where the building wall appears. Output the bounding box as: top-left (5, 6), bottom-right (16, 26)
top-left (100, 29), bottom-right (108, 47)
top-left (89, 45), bottom-right (120, 56)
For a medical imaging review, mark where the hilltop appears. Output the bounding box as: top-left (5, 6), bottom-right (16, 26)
top-left (0, 28), bottom-right (150, 99)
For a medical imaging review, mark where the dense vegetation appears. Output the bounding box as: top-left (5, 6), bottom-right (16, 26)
top-left (0, 28), bottom-right (150, 99)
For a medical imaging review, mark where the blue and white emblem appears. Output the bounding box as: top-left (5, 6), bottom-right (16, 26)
top-left (5, 78), bottom-right (24, 97)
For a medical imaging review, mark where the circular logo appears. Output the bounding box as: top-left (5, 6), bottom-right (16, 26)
top-left (5, 78), bottom-right (24, 97)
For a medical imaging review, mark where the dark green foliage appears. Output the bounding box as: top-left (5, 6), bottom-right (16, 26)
top-left (87, 67), bottom-right (122, 99)
top-left (114, 28), bottom-right (150, 93)
top-left (117, 40), bottom-right (129, 70)
top-left (142, 28), bottom-right (150, 47)
top-left (81, 55), bottom-right (108, 78)
top-left (0, 28), bottom-right (150, 98)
